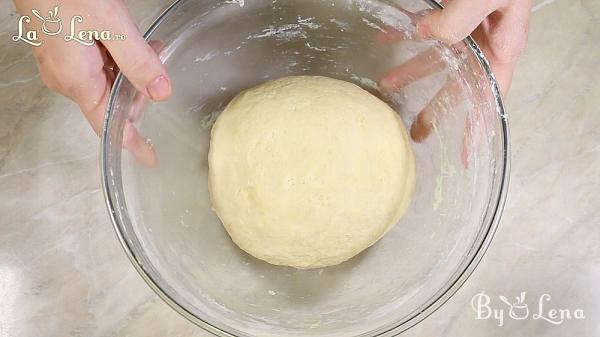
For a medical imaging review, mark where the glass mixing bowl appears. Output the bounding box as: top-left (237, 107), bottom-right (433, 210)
top-left (101, 0), bottom-right (509, 336)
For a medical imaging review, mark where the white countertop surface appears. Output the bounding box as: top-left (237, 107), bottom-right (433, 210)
top-left (1, 0), bottom-right (598, 336)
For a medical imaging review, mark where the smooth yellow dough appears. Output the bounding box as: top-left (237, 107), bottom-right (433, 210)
top-left (208, 76), bottom-right (415, 269)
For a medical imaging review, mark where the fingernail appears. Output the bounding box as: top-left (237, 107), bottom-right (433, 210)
top-left (147, 75), bottom-right (171, 101)
top-left (410, 107), bottom-right (434, 142)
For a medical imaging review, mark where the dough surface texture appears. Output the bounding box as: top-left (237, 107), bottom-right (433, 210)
top-left (209, 76), bottom-right (415, 269)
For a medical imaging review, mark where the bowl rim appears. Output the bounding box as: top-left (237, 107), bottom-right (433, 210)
top-left (101, 0), bottom-right (510, 335)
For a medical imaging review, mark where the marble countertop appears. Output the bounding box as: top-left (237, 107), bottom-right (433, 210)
top-left (1, 0), bottom-right (598, 336)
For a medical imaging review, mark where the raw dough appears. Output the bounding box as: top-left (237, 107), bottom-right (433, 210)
top-left (208, 76), bottom-right (415, 269)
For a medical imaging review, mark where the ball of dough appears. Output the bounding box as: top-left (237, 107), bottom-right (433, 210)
top-left (208, 76), bottom-right (415, 269)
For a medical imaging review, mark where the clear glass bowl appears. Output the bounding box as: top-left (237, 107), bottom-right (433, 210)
top-left (101, 0), bottom-right (509, 336)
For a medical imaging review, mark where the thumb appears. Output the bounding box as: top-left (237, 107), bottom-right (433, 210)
top-left (100, 6), bottom-right (171, 101)
top-left (417, 0), bottom-right (498, 44)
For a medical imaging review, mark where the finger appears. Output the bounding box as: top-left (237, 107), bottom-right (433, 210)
top-left (148, 40), bottom-right (167, 57)
top-left (410, 74), bottom-right (462, 142)
top-left (65, 53), bottom-right (156, 168)
top-left (125, 40), bottom-right (165, 122)
top-left (379, 47), bottom-right (447, 91)
top-left (76, 68), bottom-right (114, 136)
top-left (488, 58), bottom-right (517, 97)
top-left (99, 3), bottom-right (171, 101)
top-left (128, 91), bottom-right (148, 122)
top-left (375, 26), bottom-right (411, 44)
top-left (375, 10), bottom-right (431, 44)
top-left (100, 74), bottom-right (156, 168)
top-left (417, 0), bottom-right (501, 44)
top-left (473, 2), bottom-right (531, 96)
top-left (471, 34), bottom-right (518, 97)
top-left (123, 121), bottom-right (157, 167)
top-left (106, 37), bottom-right (164, 167)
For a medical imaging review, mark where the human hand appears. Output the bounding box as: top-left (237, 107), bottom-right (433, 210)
top-left (416, 0), bottom-right (531, 94)
top-left (13, 0), bottom-right (172, 167)
top-left (379, 0), bottom-right (531, 144)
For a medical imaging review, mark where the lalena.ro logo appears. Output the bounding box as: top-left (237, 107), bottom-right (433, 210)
top-left (12, 5), bottom-right (126, 47)
top-left (471, 291), bottom-right (585, 327)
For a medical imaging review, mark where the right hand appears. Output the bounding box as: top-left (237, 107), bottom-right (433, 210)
top-left (13, 0), bottom-right (172, 167)
top-left (377, 0), bottom-right (530, 164)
